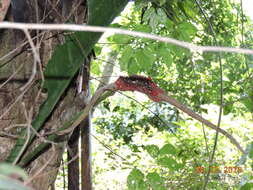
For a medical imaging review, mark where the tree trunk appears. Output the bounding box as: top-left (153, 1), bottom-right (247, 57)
top-left (0, 1), bottom-right (87, 189)
top-left (81, 57), bottom-right (92, 190)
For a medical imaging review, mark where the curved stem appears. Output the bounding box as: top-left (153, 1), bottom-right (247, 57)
top-left (158, 93), bottom-right (245, 154)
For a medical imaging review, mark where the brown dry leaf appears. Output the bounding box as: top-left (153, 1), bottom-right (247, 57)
top-left (0, 0), bottom-right (11, 22)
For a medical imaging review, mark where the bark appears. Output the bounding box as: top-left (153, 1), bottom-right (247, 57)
top-left (67, 126), bottom-right (80, 190)
top-left (81, 117), bottom-right (92, 190)
top-left (0, 1), bottom-right (87, 189)
top-left (81, 57), bottom-right (92, 190)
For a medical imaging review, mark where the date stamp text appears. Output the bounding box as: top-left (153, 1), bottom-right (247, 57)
top-left (195, 166), bottom-right (243, 174)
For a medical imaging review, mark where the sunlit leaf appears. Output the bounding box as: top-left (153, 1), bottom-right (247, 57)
top-left (158, 48), bottom-right (173, 66)
top-left (144, 145), bottom-right (159, 158)
top-left (111, 34), bottom-right (132, 44)
top-left (177, 22), bottom-right (197, 41)
top-left (248, 141), bottom-right (253, 159)
top-left (242, 98), bottom-right (253, 112)
top-left (146, 172), bottom-right (166, 190)
top-left (136, 49), bottom-right (155, 71)
top-left (157, 156), bottom-right (178, 170)
top-left (143, 7), bottom-right (156, 23)
top-left (159, 143), bottom-right (177, 155)
top-left (128, 57), bottom-right (140, 74)
top-left (91, 60), bottom-right (101, 75)
top-left (240, 183), bottom-right (253, 190)
top-left (133, 25), bottom-right (152, 33)
top-left (120, 46), bottom-right (134, 71)
top-left (127, 169), bottom-right (147, 190)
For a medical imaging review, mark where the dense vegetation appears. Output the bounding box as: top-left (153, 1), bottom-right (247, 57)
top-left (1, 0), bottom-right (253, 189)
top-left (89, 0), bottom-right (253, 189)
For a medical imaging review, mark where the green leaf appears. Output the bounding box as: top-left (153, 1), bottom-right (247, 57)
top-left (136, 49), bottom-right (155, 71)
top-left (143, 7), bottom-right (156, 23)
top-left (144, 145), bottom-right (159, 158)
top-left (0, 163), bottom-right (27, 180)
top-left (88, 0), bottom-right (129, 26)
top-left (134, 0), bottom-right (147, 10)
top-left (177, 22), bottom-right (197, 42)
top-left (248, 141), bottom-right (253, 159)
top-left (146, 172), bottom-right (166, 190)
top-left (240, 183), bottom-right (253, 190)
top-left (165, 19), bottom-right (173, 29)
top-left (149, 17), bottom-right (159, 31)
top-left (7, 37), bottom-right (86, 163)
top-left (242, 98), bottom-right (253, 112)
top-left (128, 169), bottom-right (144, 181)
top-left (127, 169), bottom-right (147, 190)
top-left (143, 8), bottom-right (167, 30)
top-left (0, 175), bottom-right (30, 190)
top-left (91, 60), bottom-right (101, 75)
top-left (182, 1), bottom-right (197, 19)
top-left (158, 48), bottom-right (172, 66)
top-left (111, 34), bottom-right (132, 44)
top-left (128, 57), bottom-right (140, 74)
top-left (133, 25), bottom-right (152, 33)
top-left (143, 7), bottom-right (161, 31)
top-left (157, 156), bottom-right (178, 170)
top-left (120, 46), bottom-right (134, 71)
top-left (224, 102), bottom-right (233, 115)
top-left (172, 46), bottom-right (190, 57)
top-left (94, 45), bottom-right (102, 55)
top-left (159, 143), bottom-right (177, 155)
top-left (156, 8), bottom-right (167, 24)
top-left (158, 0), bottom-right (166, 6)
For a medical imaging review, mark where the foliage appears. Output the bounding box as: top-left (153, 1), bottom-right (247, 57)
top-left (93, 100), bottom-right (253, 189)
top-left (107, 0), bottom-right (253, 114)
top-left (3, 0), bottom-right (251, 188)
top-left (0, 163), bottom-right (29, 190)
top-left (90, 0), bottom-right (253, 189)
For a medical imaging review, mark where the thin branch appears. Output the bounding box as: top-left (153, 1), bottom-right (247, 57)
top-left (91, 134), bottom-right (130, 163)
top-left (240, 0), bottom-right (244, 44)
top-left (19, 29), bottom-right (41, 91)
top-left (158, 93), bottom-right (245, 154)
top-left (0, 42), bottom-right (25, 62)
top-left (0, 63), bottom-right (24, 89)
top-left (20, 76), bottom-right (246, 168)
top-left (96, 50), bottom-right (117, 90)
top-left (56, 83), bottom-right (116, 135)
top-left (57, 76), bottom-right (245, 154)
top-left (195, 0), bottom-right (223, 188)
top-left (13, 103), bottom-right (32, 165)
top-left (0, 84), bottom-right (30, 121)
top-left (0, 22), bottom-right (253, 55)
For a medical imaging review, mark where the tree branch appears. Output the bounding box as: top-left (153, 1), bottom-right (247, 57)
top-left (0, 22), bottom-right (253, 55)
top-left (19, 75), bottom-right (246, 167)
top-left (59, 76), bottom-right (245, 154)
top-left (158, 93), bottom-right (245, 154)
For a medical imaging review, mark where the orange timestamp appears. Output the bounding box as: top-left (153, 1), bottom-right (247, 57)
top-left (195, 166), bottom-right (243, 174)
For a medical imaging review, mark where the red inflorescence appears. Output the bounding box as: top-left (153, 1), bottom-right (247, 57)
top-left (115, 75), bottom-right (164, 102)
